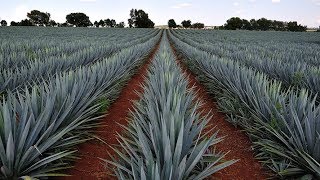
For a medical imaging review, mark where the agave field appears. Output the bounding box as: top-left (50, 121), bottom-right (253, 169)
top-left (0, 27), bottom-right (319, 179)
top-left (168, 30), bottom-right (320, 179)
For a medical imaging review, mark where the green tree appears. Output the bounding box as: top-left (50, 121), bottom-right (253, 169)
top-left (0, 20), bottom-right (7, 26)
top-left (116, 22), bottom-right (125, 28)
top-left (242, 19), bottom-right (251, 30)
top-left (168, 19), bottom-right (177, 28)
top-left (19, 19), bottom-right (34, 26)
top-left (192, 22), bottom-right (205, 29)
top-left (128, 9), bottom-right (154, 28)
top-left (250, 19), bottom-right (258, 30)
top-left (105, 18), bottom-right (116, 27)
top-left (27, 10), bottom-right (50, 26)
top-left (48, 20), bottom-right (57, 27)
top-left (257, 18), bottom-right (272, 31)
top-left (98, 19), bottom-right (105, 27)
top-left (94, 21), bottom-right (99, 27)
top-left (128, 19), bottom-right (134, 28)
top-left (287, 21), bottom-right (307, 32)
top-left (60, 22), bottom-right (69, 27)
top-left (128, 9), bottom-right (135, 28)
top-left (66, 13), bottom-right (92, 27)
top-left (181, 20), bottom-right (192, 28)
top-left (10, 21), bottom-right (18, 26)
top-left (270, 20), bottom-right (284, 31)
top-left (224, 17), bottom-right (243, 30)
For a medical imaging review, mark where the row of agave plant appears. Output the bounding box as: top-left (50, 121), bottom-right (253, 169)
top-left (107, 31), bottom-right (236, 179)
top-left (171, 30), bottom-right (320, 99)
top-left (173, 30), bottom-right (320, 66)
top-left (0, 29), bottom-right (159, 94)
top-left (0, 30), bottom-right (162, 179)
top-left (168, 30), bottom-right (320, 179)
top-left (0, 28), bottom-right (157, 70)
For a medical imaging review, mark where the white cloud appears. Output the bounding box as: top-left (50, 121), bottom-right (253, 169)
top-left (233, 2), bottom-right (239, 6)
top-left (272, 0), bottom-right (280, 3)
top-left (235, 9), bottom-right (246, 15)
top-left (311, 0), bottom-right (320, 5)
top-left (171, 3), bottom-right (192, 9)
top-left (249, 0), bottom-right (256, 2)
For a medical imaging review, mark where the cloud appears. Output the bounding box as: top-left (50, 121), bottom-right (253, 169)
top-left (249, 0), bottom-right (256, 2)
top-left (235, 9), bottom-right (246, 15)
top-left (233, 2), bottom-right (239, 6)
top-left (171, 3), bottom-right (192, 9)
top-left (311, 0), bottom-right (320, 5)
top-left (80, 0), bottom-right (97, 2)
top-left (272, 0), bottom-right (280, 3)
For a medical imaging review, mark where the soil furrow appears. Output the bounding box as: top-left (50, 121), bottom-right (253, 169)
top-left (169, 41), bottom-right (270, 180)
top-left (60, 35), bottom-right (162, 180)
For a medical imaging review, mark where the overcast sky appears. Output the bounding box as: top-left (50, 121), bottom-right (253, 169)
top-left (0, 0), bottom-right (319, 27)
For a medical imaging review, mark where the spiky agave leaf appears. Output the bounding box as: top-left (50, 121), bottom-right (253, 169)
top-left (0, 30), bottom-right (162, 179)
top-left (107, 31), bottom-right (236, 180)
top-left (168, 29), bottom-right (320, 179)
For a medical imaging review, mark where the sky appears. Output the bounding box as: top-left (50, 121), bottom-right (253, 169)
top-left (0, 0), bottom-right (319, 27)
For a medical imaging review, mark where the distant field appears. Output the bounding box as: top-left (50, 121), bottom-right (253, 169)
top-left (0, 27), bottom-right (319, 179)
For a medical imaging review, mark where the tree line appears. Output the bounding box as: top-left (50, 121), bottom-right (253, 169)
top-left (0, 9), bottom-right (154, 28)
top-left (222, 17), bottom-right (307, 32)
top-left (168, 19), bottom-right (205, 29)
top-left (0, 10), bottom-right (312, 32)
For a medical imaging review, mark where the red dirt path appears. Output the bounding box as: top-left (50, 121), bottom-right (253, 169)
top-left (59, 32), bottom-right (269, 180)
top-left (60, 37), bottom-right (161, 180)
top-left (170, 43), bottom-right (270, 180)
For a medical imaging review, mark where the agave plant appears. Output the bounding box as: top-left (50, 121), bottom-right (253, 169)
top-left (168, 30), bottom-right (320, 179)
top-left (106, 32), bottom-right (236, 180)
top-left (0, 28), bottom-right (160, 94)
top-left (170, 30), bottom-right (320, 99)
top-left (0, 28), bottom-right (158, 70)
top-left (0, 30), bottom-right (162, 179)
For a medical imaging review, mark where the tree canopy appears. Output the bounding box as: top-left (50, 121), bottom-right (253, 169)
top-left (5, 8), bottom-right (309, 31)
top-left (0, 20), bottom-right (7, 26)
top-left (20, 19), bottom-right (34, 26)
top-left (224, 17), bottom-right (243, 30)
top-left (224, 17), bottom-right (307, 32)
top-left (128, 9), bottom-right (154, 28)
top-left (192, 23), bottom-right (205, 29)
top-left (168, 19), bottom-right (177, 28)
top-left (116, 22), bottom-right (125, 28)
top-left (10, 19), bottom-right (34, 26)
top-left (93, 19), bottom-right (125, 28)
top-left (66, 13), bottom-right (92, 27)
top-left (27, 10), bottom-right (50, 26)
top-left (48, 20), bottom-right (57, 27)
top-left (181, 20), bottom-right (192, 28)
top-left (287, 21), bottom-right (306, 32)
top-left (105, 18), bottom-right (116, 27)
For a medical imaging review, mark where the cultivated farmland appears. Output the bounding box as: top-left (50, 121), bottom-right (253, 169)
top-left (0, 27), bottom-right (319, 179)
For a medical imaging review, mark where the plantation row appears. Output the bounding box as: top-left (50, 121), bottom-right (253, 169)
top-left (107, 31), bottom-right (236, 179)
top-left (0, 28), bottom-right (159, 93)
top-left (0, 28), bottom-right (319, 179)
top-left (171, 30), bottom-right (320, 98)
top-left (168, 30), bottom-right (320, 179)
top-left (0, 28), bottom-right (161, 179)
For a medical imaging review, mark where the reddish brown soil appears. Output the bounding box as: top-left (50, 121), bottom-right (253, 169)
top-left (170, 43), bottom-right (270, 180)
top-left (60, 38), bottom-right (161, 180)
